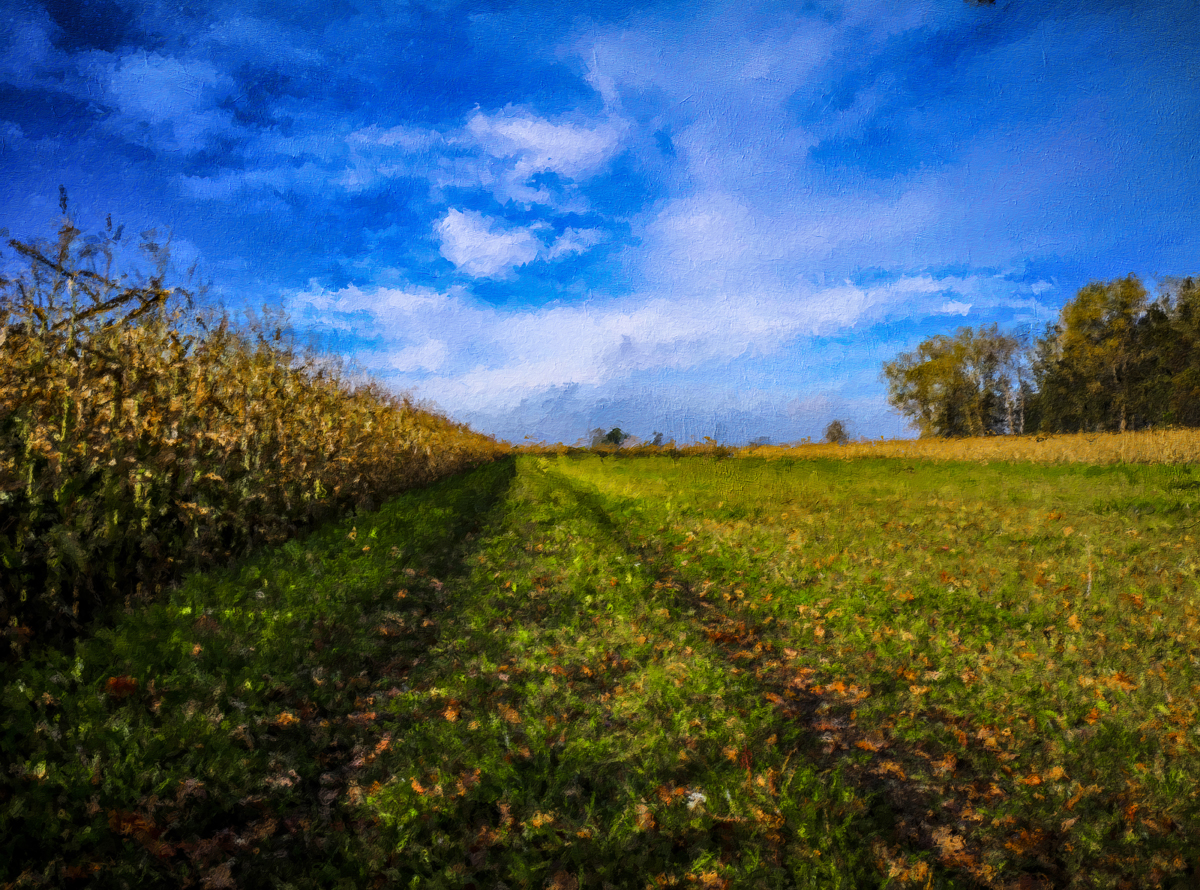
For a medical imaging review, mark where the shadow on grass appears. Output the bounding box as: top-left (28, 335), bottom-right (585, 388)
top-left (544, 468), bottom-right (987, 890)
top-left (354, 460), bottom-right (978, 890)
top-left (0, 459), bottom-right (517, 889)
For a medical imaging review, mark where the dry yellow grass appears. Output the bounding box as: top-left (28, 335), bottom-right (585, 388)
top-left (745, 428), bottom-right (1200, 464)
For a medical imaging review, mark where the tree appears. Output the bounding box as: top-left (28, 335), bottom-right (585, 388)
top-left (1165, 278), bottom-right (1200, 427)
top-left (823, 419), bottom-right (850, 445)
top-left (1033, 276), bottom-right (1155, 433)
top-left (882, 325), bottom-right (1024, 438)
top-left (602, 427), bottom-right (630, 447)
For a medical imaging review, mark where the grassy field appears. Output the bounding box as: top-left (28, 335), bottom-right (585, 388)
top-left (4, 452), bottom-right (1200, 889)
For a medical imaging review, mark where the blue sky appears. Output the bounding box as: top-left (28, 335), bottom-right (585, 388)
top-left (2, 0), bottom-right (1198, 444)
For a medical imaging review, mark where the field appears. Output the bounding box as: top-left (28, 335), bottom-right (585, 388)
top-left (4, 450), bottom-right (1200, 889)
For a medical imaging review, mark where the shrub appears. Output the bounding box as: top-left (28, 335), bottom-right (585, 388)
top-left (823, 420), bottom-right (850, 445)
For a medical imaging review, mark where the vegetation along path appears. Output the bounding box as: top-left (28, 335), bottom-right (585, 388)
top-left (4, 454), bottom-right (1200, 889)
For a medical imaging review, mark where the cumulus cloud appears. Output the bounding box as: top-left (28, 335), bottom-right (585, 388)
top-left (434, 209), bottom-right (604, 278)
top-left (435, 209), bottom-right (542, 278)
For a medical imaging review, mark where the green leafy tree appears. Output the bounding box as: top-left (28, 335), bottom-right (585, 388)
top-left (1127, 277), bottom-right (1200, 429)
top-left (882, 325), bottom-right (1024, 438)
top-left (1033, 276), bottom-right (1155, 432)
top-left (602, 427), bottom-right (630, 447)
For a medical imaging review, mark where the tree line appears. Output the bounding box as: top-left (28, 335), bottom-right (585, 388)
top-left (883, 275), bottom-right (1200, 437)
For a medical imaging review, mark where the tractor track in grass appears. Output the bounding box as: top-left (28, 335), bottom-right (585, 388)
top-left (543, 467), bottom-right (1072, 890)
top-left (13, 455), bottom-right (1192, 888)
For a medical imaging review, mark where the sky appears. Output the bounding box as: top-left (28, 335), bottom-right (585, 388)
top-left (2, 0), bottom-right (1198, 445)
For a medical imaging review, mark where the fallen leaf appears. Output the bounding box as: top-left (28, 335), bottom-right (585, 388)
top-left (636, 802), bottom-right (655, 831)
top-left (499, 704), bottom-right (521, 724)
top-left (1108, 671), bottom-right (1137, 692)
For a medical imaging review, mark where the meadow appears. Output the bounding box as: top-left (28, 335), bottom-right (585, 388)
top-left (4, 445), bottom-right (1199, 890)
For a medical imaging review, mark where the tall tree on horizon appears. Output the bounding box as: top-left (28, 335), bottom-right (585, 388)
top-left (1033, 276), bottom-right (1156, 433)
top-left (882, 325), bottom-right (1024, 438)
top-left (1161, 277), bottom-right (1200, 427)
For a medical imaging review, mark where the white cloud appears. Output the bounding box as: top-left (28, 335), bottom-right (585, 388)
top-left (385, 339), bottom-right (449, 373)
top-left (435, 209), bottom-right (543, 278)
top-left (333, 109), bottom-right (627, 207)
top-left (546, 227), bottom-right (605, 260)
top-left (289, 268), bottom-right (1023, 414)
top-left (465, 109), bottom-right (626, 181)
top-left (347, 124), bottom-right (444, 152)
top-left (434, 209), bottom-right (604, 278)
top-left (940, 300), bottom-right (972, 315)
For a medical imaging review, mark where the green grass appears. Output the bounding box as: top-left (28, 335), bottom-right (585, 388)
top-left (4, 455), bottom-right (1199, 889)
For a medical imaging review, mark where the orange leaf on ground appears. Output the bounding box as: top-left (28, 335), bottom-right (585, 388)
top-left (636, 802), bottom-right (655, 831)
top-left (932, 753), bottom-right (957, 776)
top-left (1108, 671), bottom-right (1137, 692)
top-left (874, 760), bottom-right (906, 779)
top-left (499, 704), bottom-right (521, 724)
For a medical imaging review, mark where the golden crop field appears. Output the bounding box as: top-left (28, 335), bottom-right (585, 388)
top-left (746, 429), bottom-right (1200, 465)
